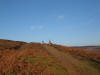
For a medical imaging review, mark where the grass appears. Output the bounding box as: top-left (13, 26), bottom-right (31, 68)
top-left (24, 55), bottom-right (49, 66)
top-left (23, 55), bottom-right (68, 75)
top-left (84, 61), bottom-right (100, 74)
top-left (5, 72), bottom-right (18, 75)
top-left (48, 65), bottom-right (69, 75)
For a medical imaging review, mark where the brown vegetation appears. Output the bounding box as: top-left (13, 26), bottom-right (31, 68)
top-left (76, 46), bottom-right (100, 53)
top-left (52, 44), bottom-right (100, 69)
top-left (0, 39), bottom-right (68, 75)
top-left (0, 39), bottom-right (100, 75)
top-left (0, 39), bottom-right (26, 50)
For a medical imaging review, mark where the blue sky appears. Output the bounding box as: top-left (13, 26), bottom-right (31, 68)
top-left (0, 0), bottom-right (100, 46)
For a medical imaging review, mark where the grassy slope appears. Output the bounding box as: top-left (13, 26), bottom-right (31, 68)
top-left (43, 44), bottom-right (100, 75)
top-left (51, 44), bottom-right (100, 73)
top-left (0, 39), bottom-right (100, 75)
top-left (0, 40), bottom-right (68, 75)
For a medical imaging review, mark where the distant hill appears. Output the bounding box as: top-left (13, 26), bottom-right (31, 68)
top-left (75, 46), bottom-right (100, 53)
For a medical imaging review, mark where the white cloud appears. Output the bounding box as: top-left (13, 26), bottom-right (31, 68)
top-left (30, 25), bottom-right (44, 30)
top-left (58, 15), bottom-right (64, 20)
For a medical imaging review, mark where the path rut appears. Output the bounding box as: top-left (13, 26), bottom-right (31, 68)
top-left (43, 45), bottom-right (100, 75)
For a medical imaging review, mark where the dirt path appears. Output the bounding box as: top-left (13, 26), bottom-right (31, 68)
top-left (43, 44), bottom-right (100, 75)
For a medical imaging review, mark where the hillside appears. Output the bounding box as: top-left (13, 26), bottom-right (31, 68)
top-left (0, 39), bottom-right (26, 50)
top-left (52, 44), bottom-right (100, 69)
top-left (75, 46), bottom-right (100, 53)
top-left (0, 39), bottom-right (100, 75)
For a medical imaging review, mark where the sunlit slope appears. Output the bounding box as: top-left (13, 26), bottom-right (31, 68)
top-left (43, 44), bottom-right (100, 75)
top-left (0, 39), bottom-right (26, 50)
top-left (0, 39), bottom-right (100, 75)
top-left (0, 40), bottom-right (68, 75)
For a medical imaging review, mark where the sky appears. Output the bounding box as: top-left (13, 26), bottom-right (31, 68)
top-left (0, 0), bottom-right (100, 46)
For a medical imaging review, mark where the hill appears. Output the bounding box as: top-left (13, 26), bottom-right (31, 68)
top-left (0, 39), bottom-right (100, 75)
top-left (75, 46), bottom-right (100, 53)
top-left (0, 39), bottom-right (26, 50)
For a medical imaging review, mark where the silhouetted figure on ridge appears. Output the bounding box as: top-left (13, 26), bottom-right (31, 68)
top-left (49, 40), bottom-right (52, 45)
top-left (42, 40), bottom-right (45, 44)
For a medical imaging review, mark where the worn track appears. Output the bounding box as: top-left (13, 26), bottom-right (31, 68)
top-left (43, 44), bottom-right (100, 75)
